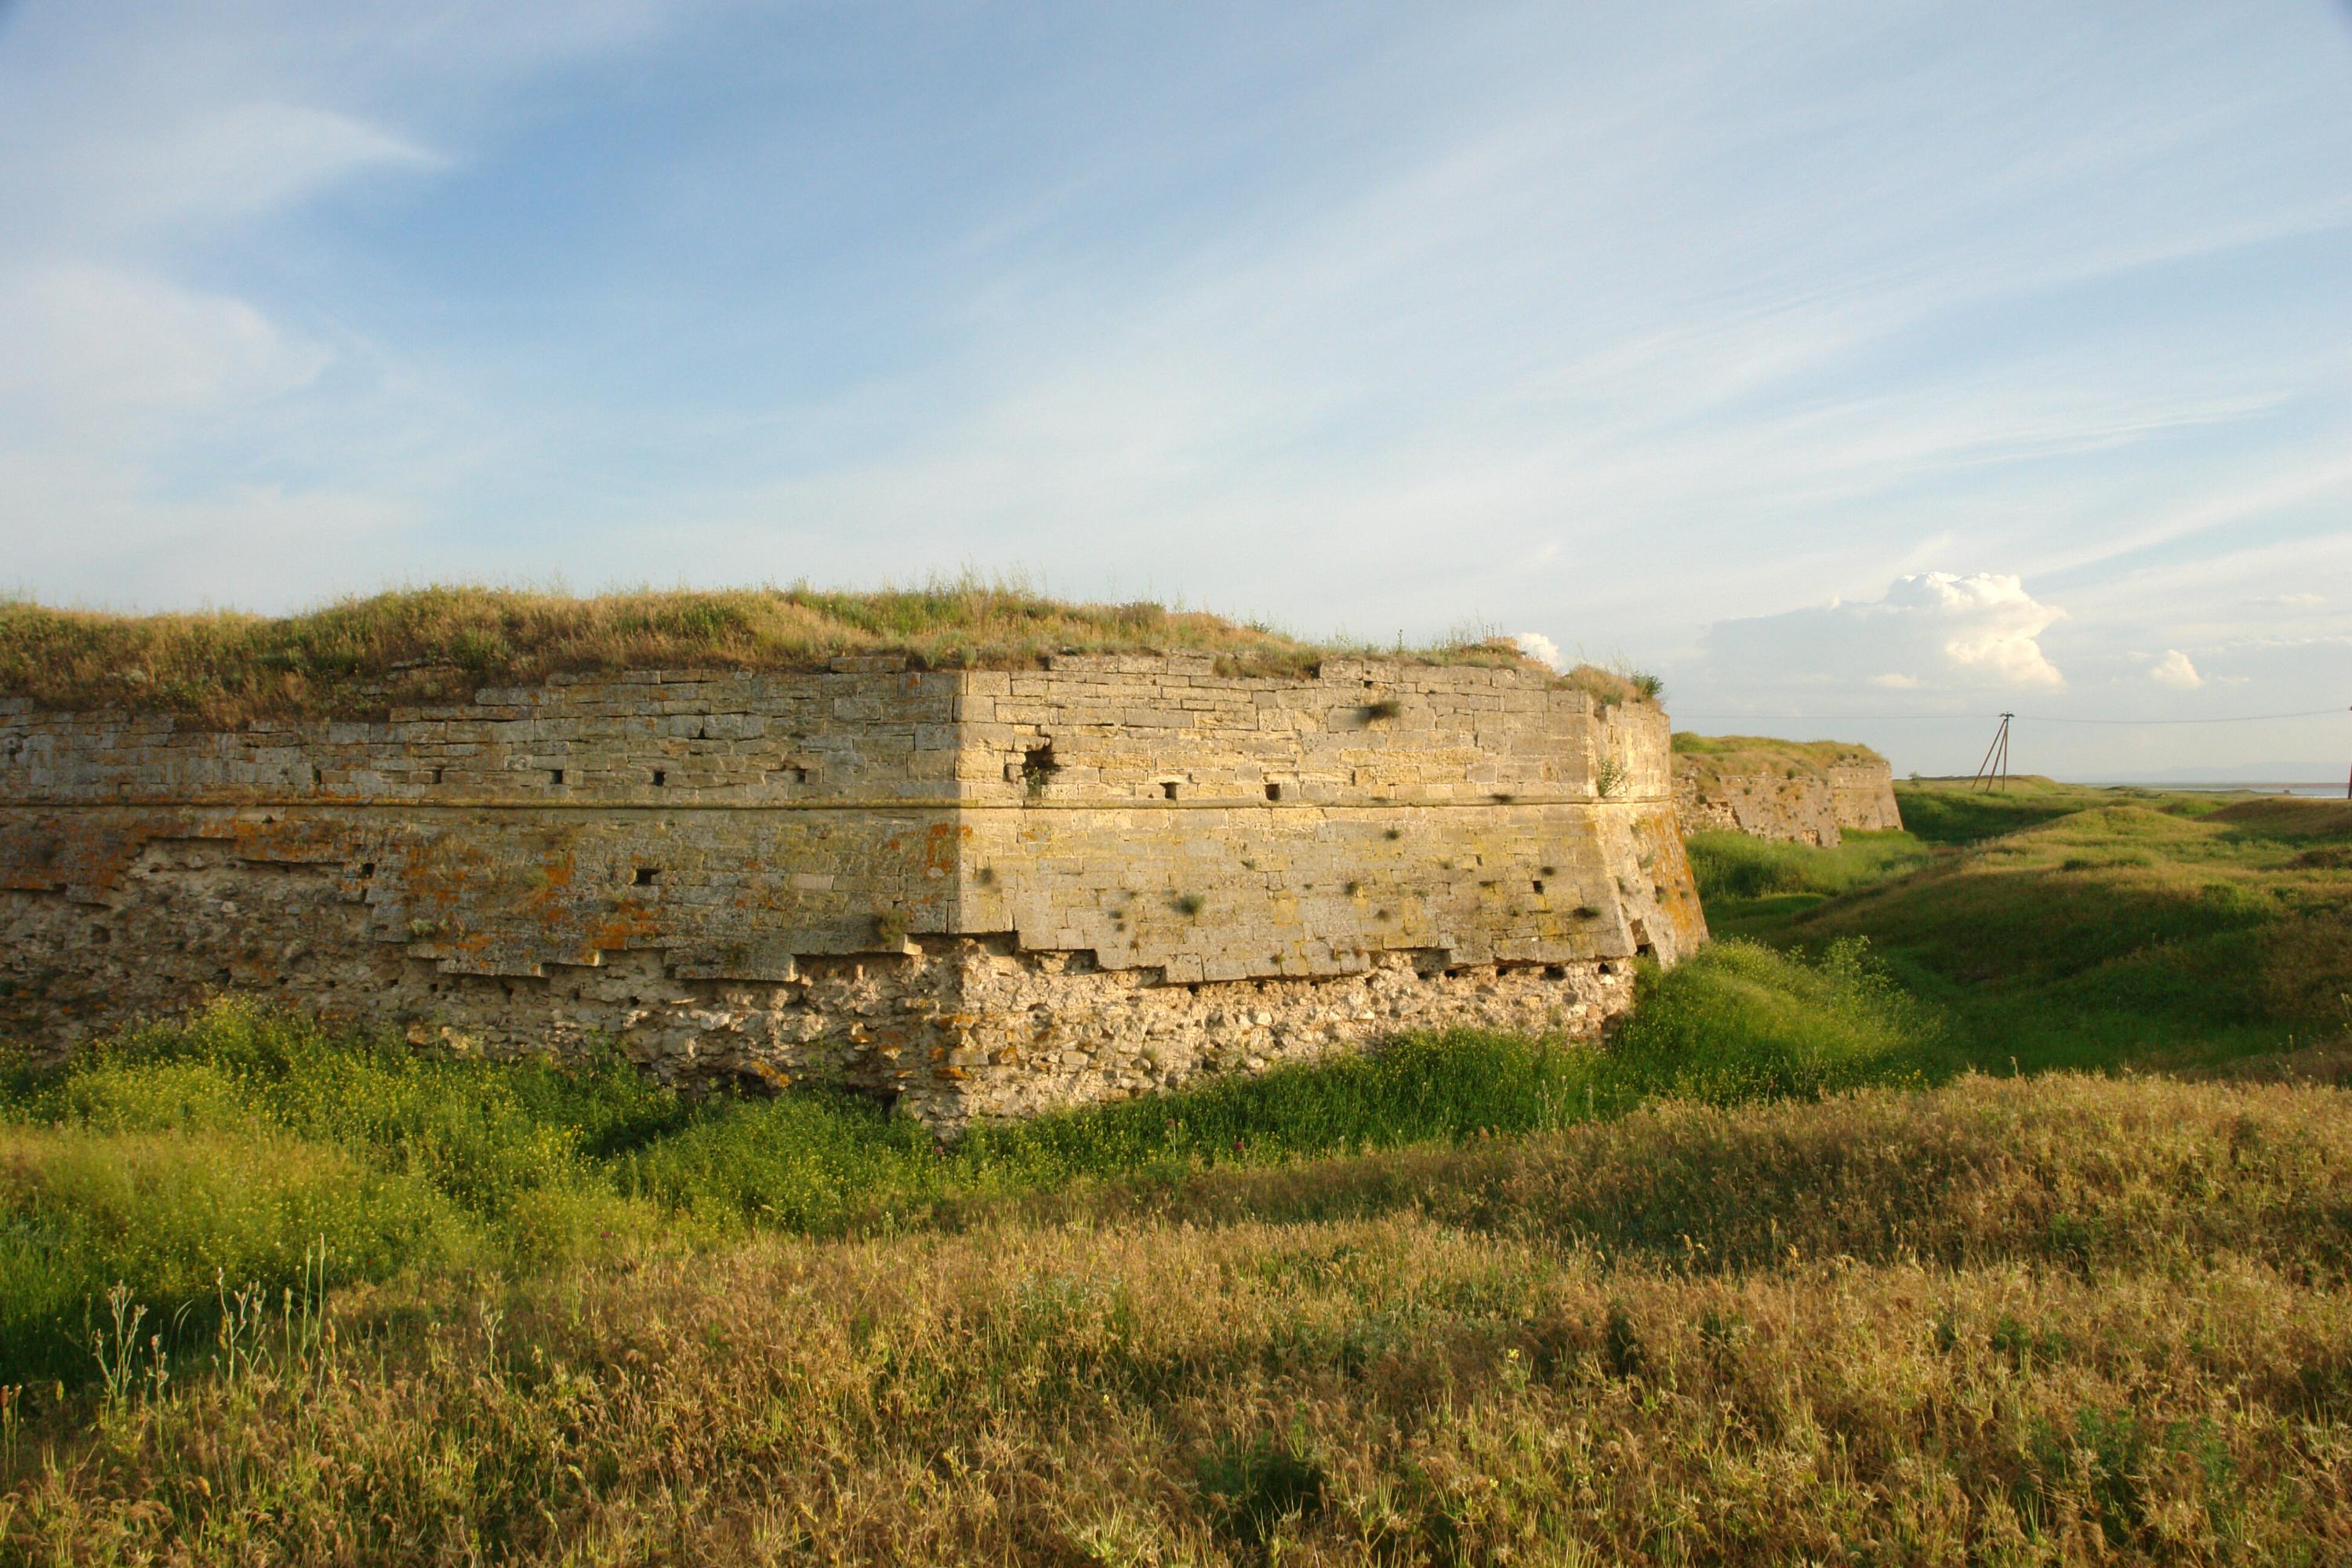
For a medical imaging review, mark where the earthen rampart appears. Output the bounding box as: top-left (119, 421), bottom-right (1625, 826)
top-left (2, 656), bottom-right (1704, 1126)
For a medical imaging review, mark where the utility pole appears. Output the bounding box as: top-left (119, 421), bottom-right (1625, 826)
top-left (1971, 713), bottom-right (2014, 793)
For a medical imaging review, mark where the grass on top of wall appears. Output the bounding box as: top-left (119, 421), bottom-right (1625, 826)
top-left (0, 935), bottom-right (1930, 1387)
top-left (1668, 731), bottom-right (1889, 784)
top-left (0, 579), bottom-right (1652, 723)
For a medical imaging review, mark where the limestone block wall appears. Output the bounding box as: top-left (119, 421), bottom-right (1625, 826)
top-left (1, 658), bottom-right (1704, 1127)
top-left (1672, 749), bottom-right (1902, 847)
top-left (1673, 770), bottom-right (1842, 847)
top-left (1828, 761), bottom-right (1904, 832)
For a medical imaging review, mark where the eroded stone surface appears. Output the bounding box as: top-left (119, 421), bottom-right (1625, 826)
top-left (1673, 751), bottom-right (1903, 847)
top-left (1, 659), bottom-right (1704, 1127)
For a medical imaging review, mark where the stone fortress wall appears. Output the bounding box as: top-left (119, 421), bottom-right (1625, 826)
top-left (0, 655), bottom-right (1705, 1127)
top-left (1825, 761), bottom-right (1905, 834)
top-left (1672, 742), bottom-right (1903, 848)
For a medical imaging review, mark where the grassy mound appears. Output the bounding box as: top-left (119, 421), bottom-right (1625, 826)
top-left (0, 582), bottom-right (1639, 723)
top-left (1891, 775), bottom-right (2230, 845)
top-left (1711, 782), bottom-right (2352, 1076)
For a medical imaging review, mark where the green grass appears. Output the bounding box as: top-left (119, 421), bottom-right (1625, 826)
top-left (1684, 828), bottom-right (1934, 932)
top-left (1697, 780), bottom-right (2352, 1078)
top-left (0, 937), bottom-right (1927, 1388)
top-left (1892, 774), bottom-right (2229, 845)
top-left (1669, 731), bottom-right (1888, 786)
top-left (12, 1072), bottom-right (2352, 1563)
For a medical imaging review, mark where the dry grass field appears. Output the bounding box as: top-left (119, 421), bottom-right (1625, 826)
top-left (7, 1075), bottom-right (2352, 1563)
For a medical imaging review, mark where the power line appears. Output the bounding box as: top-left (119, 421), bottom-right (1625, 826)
top-left (1970, 713), bottom-right (2013, 792)
top-left (1669, 712), bottom-right (1949, 724)
top-left (1670, 707), bottom-right (2347, 727)
top-left (2010, 709), bottom-right (2346, 726)
top-left (1668, 703), bottom-right (2350, 803)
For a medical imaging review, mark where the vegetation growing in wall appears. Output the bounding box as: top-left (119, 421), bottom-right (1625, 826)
top-left (1018, 739), bottom-right (1059, 796)
top-left (0, 580), bottom-right (1654, 724)
top-left (1557, 664), bottom-right (1643, 706)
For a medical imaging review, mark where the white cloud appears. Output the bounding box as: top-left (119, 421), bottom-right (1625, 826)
top-left (1701, 572), bottom-right (2068, 696)
top-left (0, 444), bottom-right (420, 609)
top-left (1915, 574), bottom-right (2069, 687)
top-left (2147, 648), bottom-right (2203, 689)
top-left (0, 263), bottom-right (327, 425)
top-left (1511, 631), bottom-right (1562, 670)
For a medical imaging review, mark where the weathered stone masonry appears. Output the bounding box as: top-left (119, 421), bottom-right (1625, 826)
top-left (1674, 753), bottom-right (1903, 847)
top-left (1, 655), bottom-right (1706, 1127)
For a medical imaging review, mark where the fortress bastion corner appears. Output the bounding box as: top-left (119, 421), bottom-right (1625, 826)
top-left (1, 655), bottom-right (1705, 1127)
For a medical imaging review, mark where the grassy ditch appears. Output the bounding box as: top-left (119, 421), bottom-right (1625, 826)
top-left (0, 935), bottom-right (1929, 1389)
top-left (1684, 827), bottom-right (1933, 927)
top-left (1686, 782), bottom-right (2352, 1077)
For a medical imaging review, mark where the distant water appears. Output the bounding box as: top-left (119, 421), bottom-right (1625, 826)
top-left (2087, 781), bottom-right (2347, 799)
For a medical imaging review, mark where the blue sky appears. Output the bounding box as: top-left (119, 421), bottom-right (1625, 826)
top-left (2, 1), bottom-right (2347, 777)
